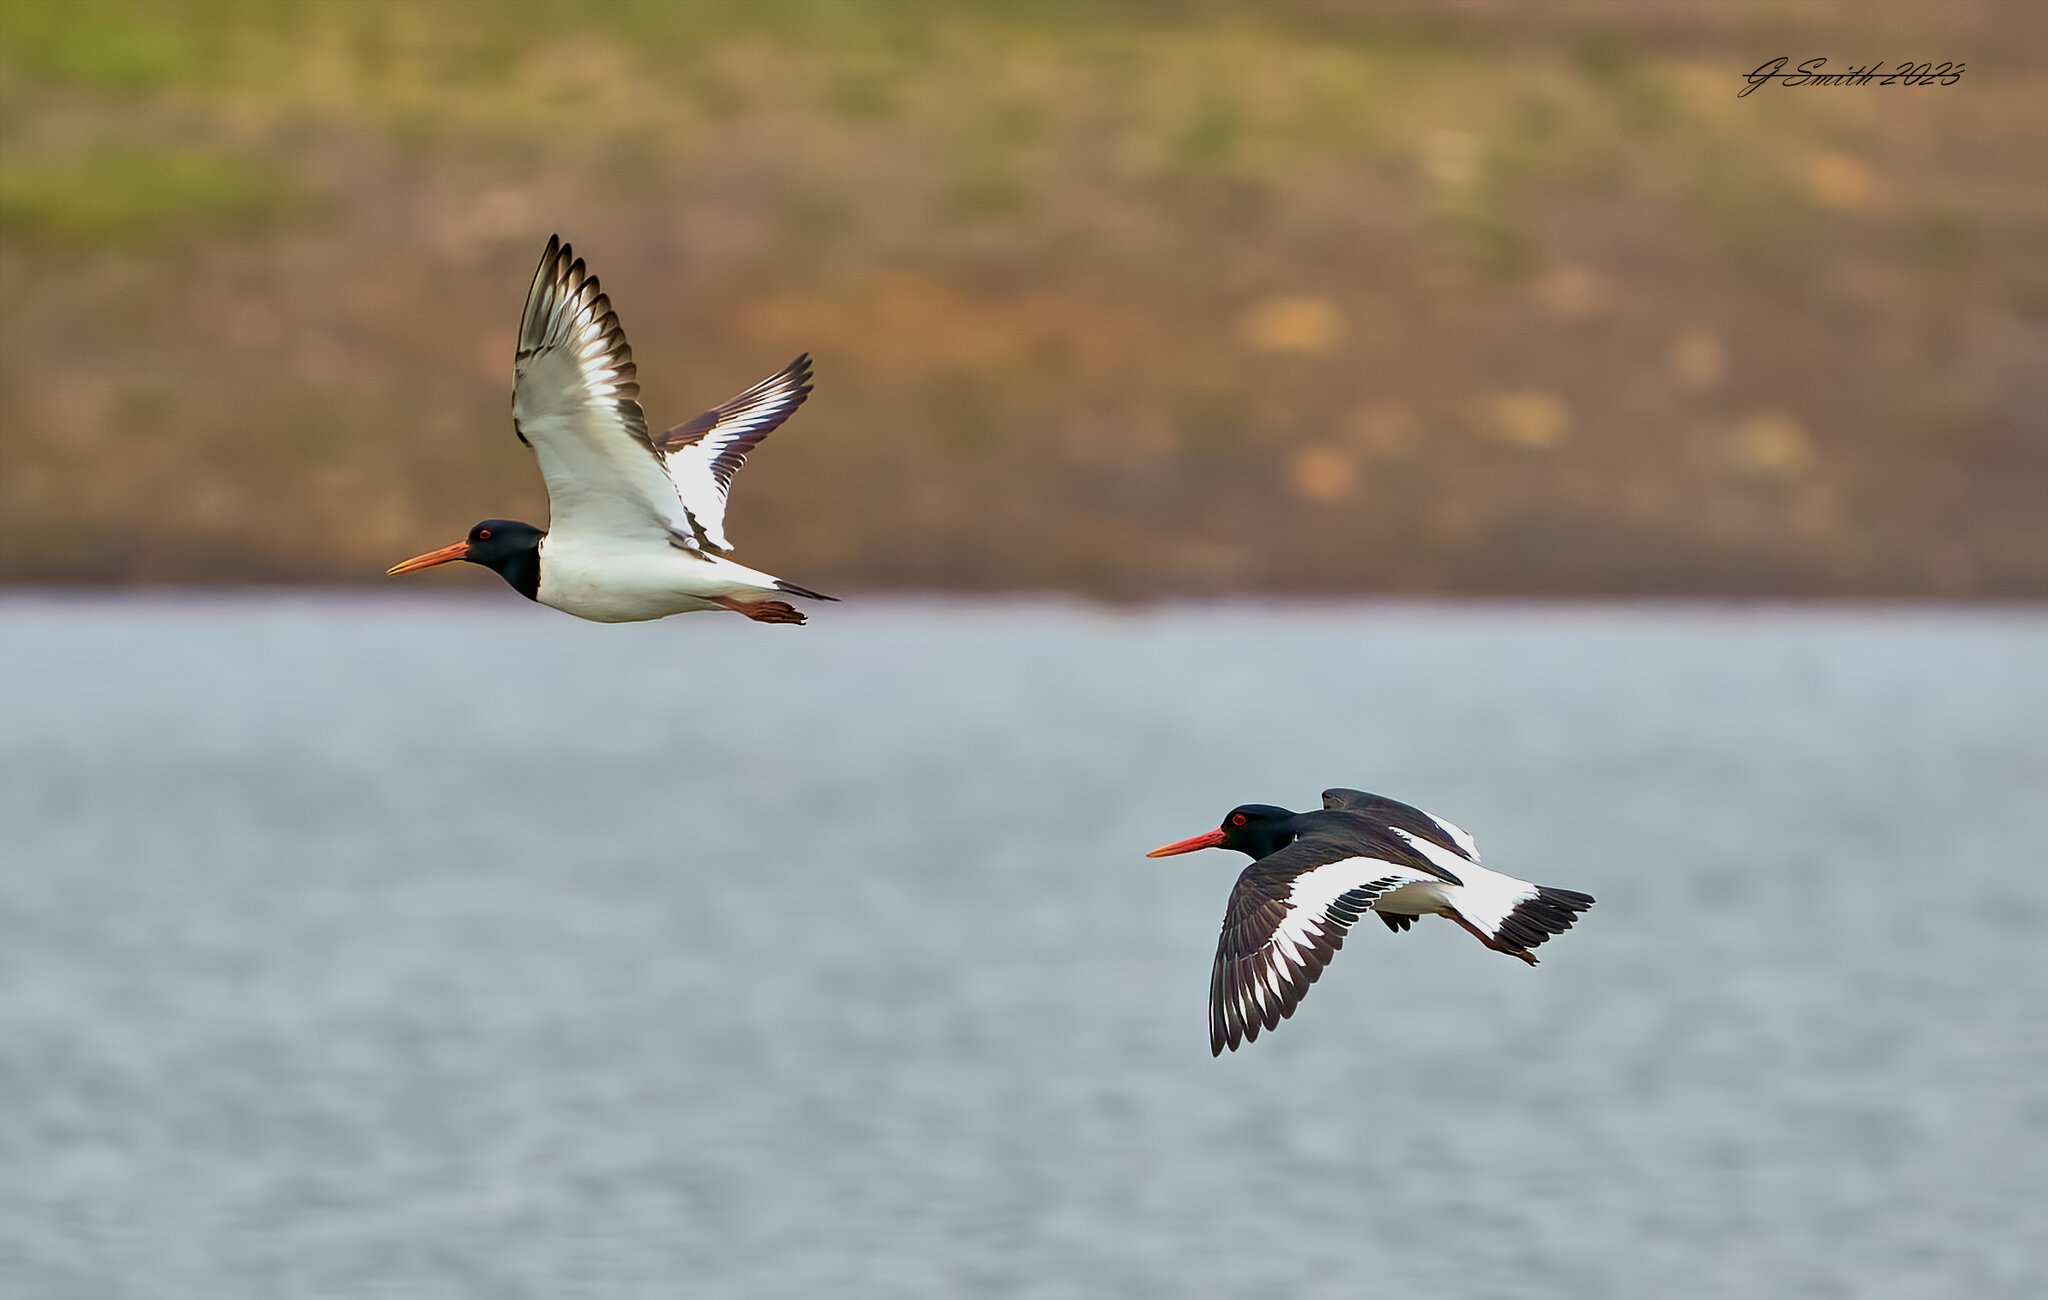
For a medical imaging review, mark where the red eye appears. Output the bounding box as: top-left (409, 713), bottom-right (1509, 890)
top-left (1231, 813), bottom-right (1247, 827)
top-left (478, 529), bottom-right (492, 540)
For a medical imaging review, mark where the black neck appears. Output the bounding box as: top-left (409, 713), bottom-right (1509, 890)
top-left (1248, 825), bottom-right (1304, 859)
top-left (496, 546), bottom-right (540, 601)
top-left (470, 533), bottom-right (542, 602)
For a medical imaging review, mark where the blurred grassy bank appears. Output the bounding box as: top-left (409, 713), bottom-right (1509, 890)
top-left (2, 0), bottom-right (2043, 596)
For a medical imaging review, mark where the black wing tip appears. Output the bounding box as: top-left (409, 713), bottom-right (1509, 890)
top-left (536, 233), bottom-right (589, 297)
top-left (523, 235), bottom-right (590, 325)
top-left (775, 354), bottom-right (816, 405)
top-left (785, 355), bottom-right (816, 404)
top-left (773, 578), bottom-right (838, 602)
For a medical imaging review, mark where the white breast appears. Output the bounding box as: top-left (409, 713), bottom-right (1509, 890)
top-left (535, 534), bottom-right (786, 623)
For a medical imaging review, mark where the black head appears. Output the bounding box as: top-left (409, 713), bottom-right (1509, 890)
top-left (1146, 803), bottom-right (1301, 860)
top-left (387, 519), bottom-right (544, 600)
top-left (460, 520), bottom-right (544, 572)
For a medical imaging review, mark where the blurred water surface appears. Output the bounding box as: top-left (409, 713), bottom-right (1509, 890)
top-left (0, 597), bottom-right (2042, 1299)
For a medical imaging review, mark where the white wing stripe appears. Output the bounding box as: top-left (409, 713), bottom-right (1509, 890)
top-left (657, 355), bottom-right (813, 552)
top-left (1270, 929), bottom-right (1303, 970)
top-left (1388, 827), bottom-right (1476, 879)
top-left (1255, 959), bottom-right (1279, 1005)
top-left (512, 238), bottom-right (700, 549)
top-left (1277, 859), bottom-right (1389, 952)
top-left (1431, 813), bottom-right (1481, 861)
top-left (1264, 857), bottom-right (1444, 974)
top-left (1264, 958), bottom-right (1291, 1002)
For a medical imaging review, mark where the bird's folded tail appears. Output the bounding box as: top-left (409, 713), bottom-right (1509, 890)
top-left (773, 578), bottom-right (838, 602)
top-left (1489, 885), bottom-right (1595, 956)
top-left (1444, 863), bottom-right (1594, 959)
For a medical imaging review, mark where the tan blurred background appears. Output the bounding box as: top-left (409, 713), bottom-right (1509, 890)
top-left (2, 0), bottom-right (2042, 596)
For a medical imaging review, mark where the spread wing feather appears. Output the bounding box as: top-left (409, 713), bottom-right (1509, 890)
top-left (657, 355), bottom-right (814, 552)
top-left (512, 236), bottom-right (700, 547)
top-left (1209, 835), bottom-right (1444, 1056)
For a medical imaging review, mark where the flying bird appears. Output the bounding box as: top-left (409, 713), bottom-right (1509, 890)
top-left (1148, 788), bottom-right (1594, 1056)
top-left (388, 235), bottom-right (834, 624)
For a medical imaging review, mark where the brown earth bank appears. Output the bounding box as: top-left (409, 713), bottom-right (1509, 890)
top-left (2, 0), bottom-right (2044, 597)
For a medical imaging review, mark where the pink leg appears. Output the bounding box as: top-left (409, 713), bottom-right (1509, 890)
top-left (1445, 908), bottom-right (1539, 965)
top-left (713, 596), bottom-right (806, 625)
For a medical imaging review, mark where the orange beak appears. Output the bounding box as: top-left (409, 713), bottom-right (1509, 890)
top-left (1145, 828), bottom-right (1228, 857)
top-left (386, 540), bottom-right (471, 575)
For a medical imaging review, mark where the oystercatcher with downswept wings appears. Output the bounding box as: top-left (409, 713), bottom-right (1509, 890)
top-left (1148, 788), bottom-right (1594, 1056)
top-left (388, 235), bottom-right (834, 624)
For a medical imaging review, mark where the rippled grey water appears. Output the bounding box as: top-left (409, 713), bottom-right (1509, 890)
top-left (1, 596), bottom-right (2043, 1299)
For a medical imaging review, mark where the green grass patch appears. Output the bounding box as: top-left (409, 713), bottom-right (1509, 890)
top-left (0, 146), bottom-right (301, 245)
top-left (0, 5), bottom-right (186, 91)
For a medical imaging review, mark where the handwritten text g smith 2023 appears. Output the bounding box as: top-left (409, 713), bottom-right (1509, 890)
top-left (1740, 58), bottom-right (1963, 97)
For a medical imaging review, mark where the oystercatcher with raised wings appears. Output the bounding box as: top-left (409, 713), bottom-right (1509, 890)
top-left (388, 235), bottom-right (834, 624)
top-left (1148, 788), bottom-right (1594, 1056)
